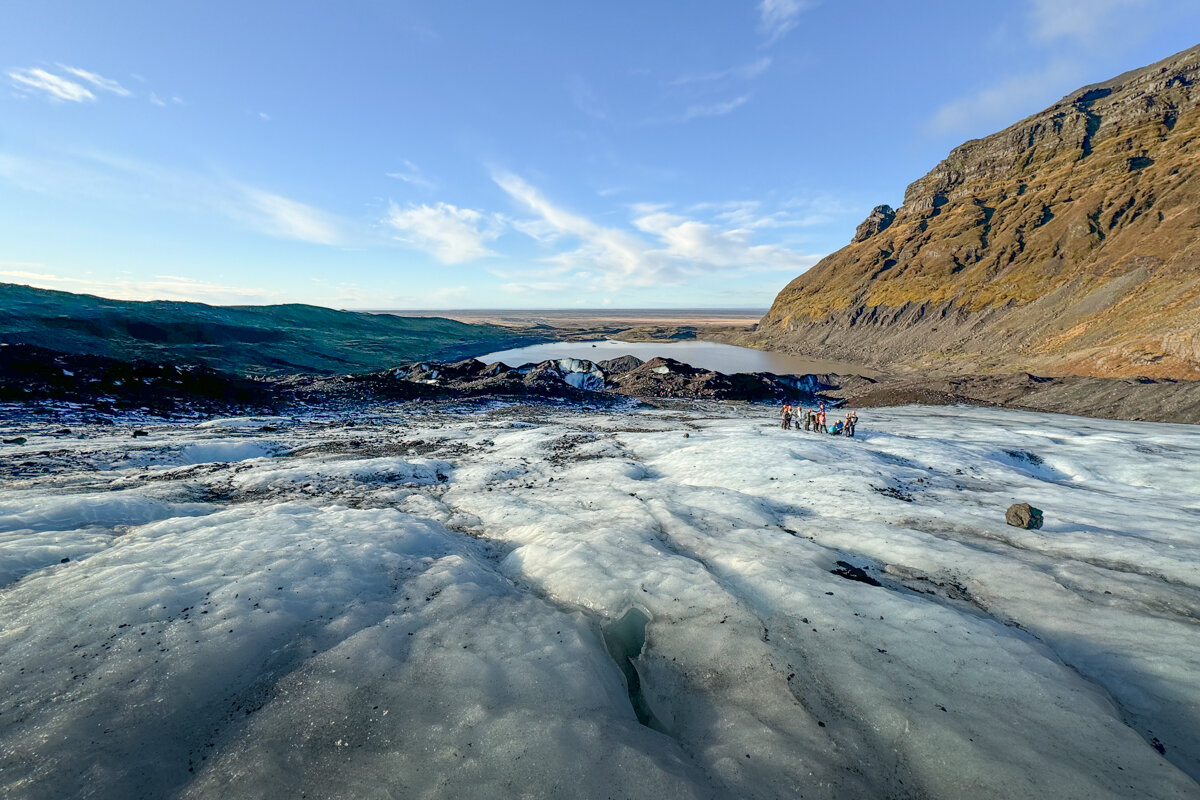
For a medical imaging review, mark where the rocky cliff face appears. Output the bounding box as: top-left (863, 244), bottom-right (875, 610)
top-left (759, 44), bottom-right (1200, 379)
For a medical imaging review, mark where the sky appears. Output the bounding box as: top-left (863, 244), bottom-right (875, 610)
top-left (2, 1), bottom-right (1199, 310)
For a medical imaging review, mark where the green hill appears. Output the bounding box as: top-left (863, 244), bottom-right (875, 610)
top-left (0, 283), bottom-right (531, 375)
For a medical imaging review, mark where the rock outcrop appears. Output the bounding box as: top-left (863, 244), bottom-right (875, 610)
top-left (759, 44), bottom-right (1200, 379)
top-left (852, 205), bottom-right (896, 243)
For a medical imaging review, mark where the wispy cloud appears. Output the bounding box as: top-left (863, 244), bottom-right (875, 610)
top-left (566, 74), bottom-right (608, 120)
top-left (1027, 0), bottom-right (1147, 43)
top-left (501, 281), bottom-right (570, 294)
top-left (758, 0), bottom-right (812, 46)
top-left (258, 111), bottom-right (271, 121)
top-left (386, 159), bottom-right (436, 190)
top-left (628, 202), bottom-right (671, 216)
top-left (507, 216), bottom-right (563, 244)
top-left (241, 188), bottom-right (342, 245)
top-left (495, 171), bottom-right (652, 286)
top-left (0, 268), bottom-right (276, 304)
top-left (0, 149), bottom-right (345, 246)
top-left (682, 95), bottom-right (750, 121)
top-left (385, 202), bottom-right (500, 263)
top-left (689, 200), bottom-right (784, 230)
top-left (648, 95), bottom-right (751, 125)
top-left (927, 58), bottom-right (1083, 136)
top-left (382, 285), bottom-right (479, 309)
top-left (691, 197), bottom-right (846, 230)
top-left (671, 57), bottom-right (772, 86)
top-left (428, 285), bottom-right (469, 303)
top-left (56, 64), bottom-right (131, 96)
top-left (633, 211), bottom-right (821, 272)
top-left (9, 64), bottom-right (177, 108)
top-left (7, 68), bottom-right (95, 102)
top-left (929, 0), bottom-right (1155, 137)
top-left (495, 171), bottom-right (823, 290)
top-left (0, 260), bottom-right (46, 272)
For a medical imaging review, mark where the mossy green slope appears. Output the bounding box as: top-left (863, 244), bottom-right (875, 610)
top-left (0, 283), bottom-right (529, 375)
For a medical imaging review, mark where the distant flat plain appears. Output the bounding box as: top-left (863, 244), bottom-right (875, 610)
top-left (367, 308), bottom-right (767, 327)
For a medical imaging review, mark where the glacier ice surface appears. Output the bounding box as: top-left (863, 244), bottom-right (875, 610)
top-left (1, 403), bottom-right (1198, 799)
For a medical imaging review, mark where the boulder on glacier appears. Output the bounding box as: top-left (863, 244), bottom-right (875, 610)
top-left (1005, 502), bottom-right (1044, 529)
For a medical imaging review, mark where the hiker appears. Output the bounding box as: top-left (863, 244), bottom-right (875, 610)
top-left (816, 403), bottom-right (827, 434)
top-left (780, 403), bottom-right (793, 430)
top-left (802, 408), bottom-right (812, 431)
top-left (831, 419), bottom-right (845, 435)
top-left (845, 410), bottom-right (858, 437)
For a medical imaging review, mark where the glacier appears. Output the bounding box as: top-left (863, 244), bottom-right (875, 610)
top-left (0, 402), bottom-right (1198, 799)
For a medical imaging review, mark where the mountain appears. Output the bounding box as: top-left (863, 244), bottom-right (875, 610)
top-left (0, 283), bottom-right (530, 375)
top-left (759, 44), bottom-right (1200, 380)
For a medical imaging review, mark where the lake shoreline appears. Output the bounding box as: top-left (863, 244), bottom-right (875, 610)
top-left (476, 338), bottom-right (880, 379)
top-left (5, 331), bottom-right (1198, 425)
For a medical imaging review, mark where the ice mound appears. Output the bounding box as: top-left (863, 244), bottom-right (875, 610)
top-left (0, 529), bottom-right (112, 587)
top-left (174, 440), bottom-right (280, 465)
top-left (0, 501), bottom-right (710, 799)
top-left (0, 490), bottom-right (211, 535)
top-left (0, 488), bottom-right (216, 587)
top-left (555, 358), bottom-right (606, 391)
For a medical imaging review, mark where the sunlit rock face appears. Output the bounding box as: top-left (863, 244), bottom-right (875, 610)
top-left (760, 44), bottom-right (1200, 380)
top-left (1, 403), bottom-right (1198, 799)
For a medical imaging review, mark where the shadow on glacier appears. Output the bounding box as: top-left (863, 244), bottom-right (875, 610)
top-left (989, 448), bottom-right (1072, 482)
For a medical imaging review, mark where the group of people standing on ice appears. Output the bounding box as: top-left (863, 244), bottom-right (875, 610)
top-left (779, 401), bottom-right (857, 437)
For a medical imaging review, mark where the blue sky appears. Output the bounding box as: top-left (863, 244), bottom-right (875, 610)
top-left (2, 1), bottom-right (1198, 309)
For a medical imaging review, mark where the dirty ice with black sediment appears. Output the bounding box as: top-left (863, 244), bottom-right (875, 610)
top-left (0, 402), bottom-right (1198, 799)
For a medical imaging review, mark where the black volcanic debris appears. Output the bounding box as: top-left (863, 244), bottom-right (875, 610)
top-left (596, 355), bottom-right (645, 374)
top-left (607, 357), bottom-right (817, 400)
top-left (283, 356), bottom-right (830, 404)
top-left (0, 344), bottom-right (840, 413)
top-left (7, 340), bottom-right (1197, 422)
top-left (0, 343), bottom-right (275, 414)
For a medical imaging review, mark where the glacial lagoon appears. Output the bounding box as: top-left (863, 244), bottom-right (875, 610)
top-left (477, 339), bottom-right (878, 376)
